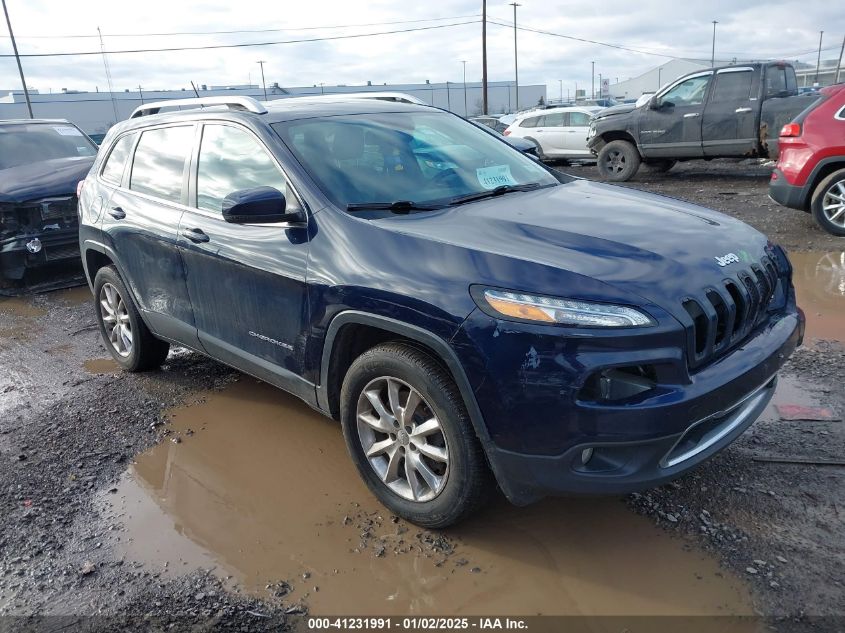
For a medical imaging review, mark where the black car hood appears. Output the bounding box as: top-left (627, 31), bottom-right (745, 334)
top-left (377, 179), bottom-right (771, 311)
top-left (0, 157), bottom-right (95, 203)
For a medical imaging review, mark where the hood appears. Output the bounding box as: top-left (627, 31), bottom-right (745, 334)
top-left (0, 156), bottom-right (95, 204)
top-left (593, 102), bottom-right (638, 120)
top-left (376, 179), bottom-right (773, 314)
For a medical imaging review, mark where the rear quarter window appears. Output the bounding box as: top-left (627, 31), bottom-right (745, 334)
top-left (100, 134), bottom-right (135, 186)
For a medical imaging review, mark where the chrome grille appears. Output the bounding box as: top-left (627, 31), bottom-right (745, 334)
top-left (682, 255), bottom-right (782, 369)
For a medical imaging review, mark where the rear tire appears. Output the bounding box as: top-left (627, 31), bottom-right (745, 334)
top-left (597, 140), bottom-right (641, 182)
top-left (93, 266), bottom-right (170, 372)
top-left (811, 168), bottom-right (845, 236)
top-left (340, 342), bottom-right (493, 528)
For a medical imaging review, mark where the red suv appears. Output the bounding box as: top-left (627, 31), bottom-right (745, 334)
top-left (769, 84), bottom-right (845, 235)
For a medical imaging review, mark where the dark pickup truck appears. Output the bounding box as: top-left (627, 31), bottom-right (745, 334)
top-left (587, 62), bottom-right (817, 181)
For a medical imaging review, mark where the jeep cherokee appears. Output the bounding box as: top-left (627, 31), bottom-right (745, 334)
top-left (78, 96), bottom-right (804, 527)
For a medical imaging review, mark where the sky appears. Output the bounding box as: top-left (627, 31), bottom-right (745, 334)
top-left (1, 0), bottom-right (844, 98)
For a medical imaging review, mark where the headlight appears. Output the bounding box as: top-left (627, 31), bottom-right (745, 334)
top-left (474, 288), bottom-right (655, 327)
top-left (587, 123), bottom-right (596, 139)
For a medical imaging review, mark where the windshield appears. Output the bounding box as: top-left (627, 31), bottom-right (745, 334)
top-left (272, 111), bottom-right (558, 209)
top-left (0, 123), bottom-right (97, 170)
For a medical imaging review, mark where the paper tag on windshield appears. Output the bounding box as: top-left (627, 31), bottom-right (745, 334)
top-left (54, 126), bottom-right (83, 136)
top-left (476, 165), bottom-right (517, 190)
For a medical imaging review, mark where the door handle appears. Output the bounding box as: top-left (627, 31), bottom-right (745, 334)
top-left (107, 206), bottom-right (126, 220)
top-left (182, 228), bottom-right (210, 243)
top-left (536, 129), bottom-right (544, 132)
top-left (683, 112), bottom-right (701, 118)
top-left (735, 107), bottom-right (753, 113)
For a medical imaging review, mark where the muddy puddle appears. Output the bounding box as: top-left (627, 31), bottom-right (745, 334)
top-left (789, 250), bottom-right (845, 343)
top-left (54, 284), bottom-right (92, 305)
top-left (84, 357), bottom-right (119, 374)
top-left (0, 296), bottom-right (47, 319)
top-left (102, 377), bottom-right (755, 617)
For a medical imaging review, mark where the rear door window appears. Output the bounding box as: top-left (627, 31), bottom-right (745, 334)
top-left (100, 134), bottom-right (135, 186)
top-left (540, 113), bottom-right (566, 127)
top-left (711, 70), bottom-right (753, 103)
top-left (568, 112), bottom-right (592, 127)
top-left (129, 126), bottom-right (194, 204)
top-left (520, 116), bottom-right (541, 128)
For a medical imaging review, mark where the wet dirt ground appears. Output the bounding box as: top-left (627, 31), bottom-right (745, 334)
top-left (1, 160), bottom-right (843, 631)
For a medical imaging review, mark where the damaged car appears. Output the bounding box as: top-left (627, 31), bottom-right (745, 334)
top-left (0, 119), bottom-right (97, 284)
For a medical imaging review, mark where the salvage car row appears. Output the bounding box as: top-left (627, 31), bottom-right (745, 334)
top-left (0, 71), bottom-right (841, 527)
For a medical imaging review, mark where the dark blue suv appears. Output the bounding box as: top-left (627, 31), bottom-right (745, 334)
top-left (78, 95), bottom-right (804, 527)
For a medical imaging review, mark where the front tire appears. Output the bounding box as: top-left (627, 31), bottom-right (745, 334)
top-left (93, 266), bottom-right (170, 372)
top-left (340, 342), bottom-right (493, 528)
top-left (811, 168), bottom-right (845, 236)
top-left (597, 140), bottom-right (641, 181)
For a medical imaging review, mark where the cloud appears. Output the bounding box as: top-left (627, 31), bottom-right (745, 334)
top-left (1, 0), bottom-right (842, 98)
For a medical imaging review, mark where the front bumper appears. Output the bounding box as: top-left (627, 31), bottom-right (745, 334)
top-left (768, 168), bottom-right (810, 211)
top-left (0, 229), bottom-right (81, 279)
top-left (453, 304), bottom-right (803, 505)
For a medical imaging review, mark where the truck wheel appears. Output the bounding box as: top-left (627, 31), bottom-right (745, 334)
top-left (597, 140), bottom-right (641, 181)
top-left (93, 266), bottom-right (170, 372)
top-left (811, 168), bottom-right (845, 236)
top-left (340, 342), bottom-right (494, 528)
top-left (644, 159), bottom-right (676, 173)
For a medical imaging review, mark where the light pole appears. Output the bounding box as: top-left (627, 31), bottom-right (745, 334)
top-left (482, 0), bottom-right (488, 115)
top-left (558, 79), bottom-right (563, 103)
top-left (509, 2), bottom-right (521, 111)
top-left (815, 31), bottom-right (824, 84)
top-left (461, 60), bottom-right (468, 116)
top-left (446, 81), bottom-right (451, 111)
top-left (257, 60), bottom-right (268, 100)
top-left (2, 0), bottom-right (33, 118)
top-left (591, 61), bottom-right (595, 99)
top-left (598, 73), bottom-right (603, 99)
top-left (711, 21), bottom-right (718, 67)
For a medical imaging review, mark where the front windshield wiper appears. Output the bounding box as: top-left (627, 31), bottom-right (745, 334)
top-left (447, 182), bottom-right (551, 207)
top-left (346, 200), bottom-right (444, 214)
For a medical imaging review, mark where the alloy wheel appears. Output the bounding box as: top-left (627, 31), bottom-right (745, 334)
top-left (822, 180), bottom-right (845, 229)
top-left (605, 150), bottom-right (625, 173)
top-left (356, 376), bottom-right (449, 502)
top-left (99, 282), bottom-right (132, 357)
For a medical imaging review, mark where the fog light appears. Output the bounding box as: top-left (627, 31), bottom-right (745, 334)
top-left (581, 447), bottom-right (594, 465)
top-left (26, 238), bottom-right (42, 254)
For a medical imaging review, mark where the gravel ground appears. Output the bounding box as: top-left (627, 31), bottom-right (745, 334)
top-left (1, 159), bottom-right (843, 631)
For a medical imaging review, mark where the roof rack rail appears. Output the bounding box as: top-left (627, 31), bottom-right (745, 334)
top-left (129, 96), bottom-right (267, 119)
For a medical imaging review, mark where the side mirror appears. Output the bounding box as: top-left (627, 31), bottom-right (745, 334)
top-left (648, 96), bottom-right (660, 110)
top-left (221, 187), bottom-right (302, 224)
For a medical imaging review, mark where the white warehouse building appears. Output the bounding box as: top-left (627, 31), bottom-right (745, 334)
top-left (0, 81), bottom-right (546, 139)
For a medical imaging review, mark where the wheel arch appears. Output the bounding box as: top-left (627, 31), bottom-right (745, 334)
top-left (597, 131), bottom-right (639, 151)
top-left (805, 159), bottom-right (845, 211)
top-left (317, 310), bottom-right (522, 501)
